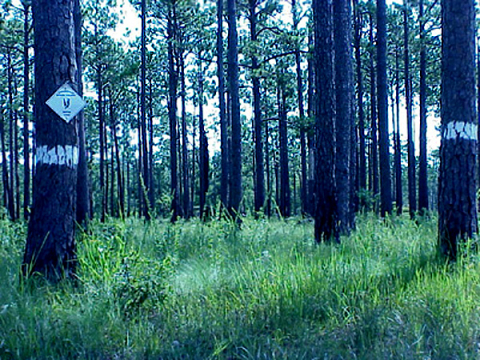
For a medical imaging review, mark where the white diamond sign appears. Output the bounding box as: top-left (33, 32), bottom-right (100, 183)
top-left (46, 83), bottom-right (86, 123)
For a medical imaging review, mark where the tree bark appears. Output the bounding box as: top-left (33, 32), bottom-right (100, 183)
top-left (23, 2), bottom-right (31, 221)
top-left (334, 0), bottom-right (353, 233)
top-left (141, 0), bottom-right (151, 220)
top-left (394, 45), bottom-right (403, 215)
top-left (74, 0), bottom-right (90, 227)
top-left (249, 0), bottom-right (265, 215)
top-left (227, 0), bottom-right (242, 220)
top-left (168, 5), bottom-right (180, 221)
top-left (353, 0), bottom-right (366, 207)
top-left (198, 61), bottom-right (209, 219)
top-left (23, 0), bottom-right (78, 281)
top-left (217, 0), bottom-right (229, 214)
top-left (292, 0), bottom-right (307, 216)
top-left (418, 0), bottom-right (429, 214)
top-left (404, 0), bottom-right (416, 218)
top-left (438, 0), bottom-right (477, 260)
top-left (313, 0), bottom-right (337, 242)
top-left (377, 0), bottom-right (392, 216)
top-left (369, 11), bottom-right (379, 205)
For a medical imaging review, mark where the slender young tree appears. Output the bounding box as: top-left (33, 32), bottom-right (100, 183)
top-left (313, 0), bottom-right (337, 242)
top-left (377, 0), bottom-right (392, 216)
top-left (23, 0), bottom-right (79, 280)
top-left (438, 0), bottom-right (477, 260)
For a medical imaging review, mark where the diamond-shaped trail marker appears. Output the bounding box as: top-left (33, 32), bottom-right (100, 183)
top-left (46, 83), bottom-right (86, 123)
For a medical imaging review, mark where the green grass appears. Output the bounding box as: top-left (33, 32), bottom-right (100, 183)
top-left (1, 214), bottom-right (480, 359)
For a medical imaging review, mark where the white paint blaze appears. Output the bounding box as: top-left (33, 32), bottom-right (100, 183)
top-left (443, 121), bottom-right (478, 141)
top-left (36, 145), bottom-right (79, 167)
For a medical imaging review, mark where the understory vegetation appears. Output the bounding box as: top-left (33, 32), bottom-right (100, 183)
top-left (1, 215), bottom-right (480, 359)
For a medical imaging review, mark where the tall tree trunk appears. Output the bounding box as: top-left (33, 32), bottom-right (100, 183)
top-left (278, 74), bottom-right (290, 217)
top-left (377, 0), bottom-right (392, 216)
top-left (217, 0), bottom-right (229, 213)
top-left (180, 57), bottom-right (190, 219)
top-left (227, 0), bottom-right (242, 219)
top-left (168, 5), bottom-right (180, 221)
top-left (353, 0), bottom-right (366, 205)
top-left (369, 11), bottom-right (379, 205)
top-left (249, 0), bottom-right (265, 214)
top-left (148, 77), bottom-right (155, 217)
top-left (7, 51), bottom-right (16, 220)
top-left (418, 0), bottom-right (429, 214)
top-left (98, 68), bottom-right (106, 222)
top-left (334, 0), bottom-right (353, 233)
top-left (141, 0), bottom-right (150, 220)
top-left (292, 0), bottom-right (307, 216)
top-left (306, 31), bottom-right (315, 216)
top-left (404, 0), bottom-right (416, 218)
top-left (394, 45), bottom-right (403, 214)
top-left (265, 117), bottom-right (272, 217)
top-left (74, 0), bottom-right (90, 227)
top-left (438, 0), bottom-right (477, 260)
top-left (23, 2), bottom-right (31, 220)
top-left (313, 0), bottom-right (337, 242)
top-left (198, 61), bottom-right (209, 219)
top-left (24, 0), bottom-right (78, 281)
top-left (0, 112), bottom-right (9, 213)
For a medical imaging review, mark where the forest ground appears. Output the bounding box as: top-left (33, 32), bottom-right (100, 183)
top-left (1, 214), bottom-right (479, 359)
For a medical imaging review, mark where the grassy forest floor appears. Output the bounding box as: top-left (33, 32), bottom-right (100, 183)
top-left (1, 214), bottom-right (480, 359)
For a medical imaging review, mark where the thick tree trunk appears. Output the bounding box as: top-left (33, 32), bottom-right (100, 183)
top-left (227, 0), bottom-right (242, 219)
top-left (23, 0), bottom-right (78, 281)
top-left (334, 0), bottom-right (353, 233)
top-left (313, 0), bottom-right (337, 242)
top-left (377, 0), bottom-right (392, 216)
top-left (438, 0), bottom-right (477, 260)
top-left (418, 0), bottom-right (429, 214)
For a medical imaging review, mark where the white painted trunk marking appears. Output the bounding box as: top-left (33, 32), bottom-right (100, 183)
top-left (443, 121), bottom-right (478, 141)
top-left (36, 145), bottom-right (79, 167)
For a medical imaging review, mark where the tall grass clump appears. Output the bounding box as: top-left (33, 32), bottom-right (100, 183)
top-left (2, 214), bottom-right (480, 358)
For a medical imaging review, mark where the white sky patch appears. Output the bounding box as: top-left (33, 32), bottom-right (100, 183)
top-left (443, 121), bottom-right (478, 141)
top-left (36, 145), bottom-right (79, 167)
